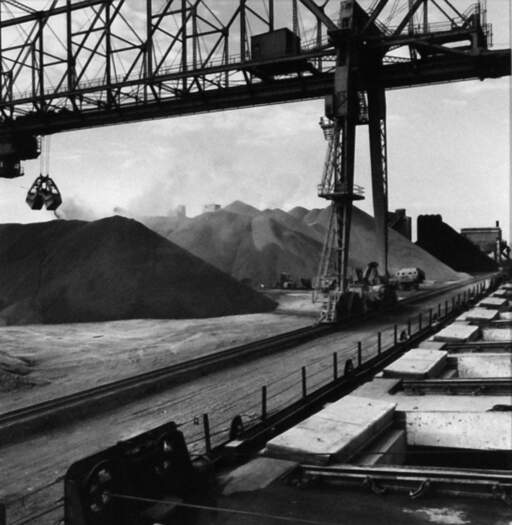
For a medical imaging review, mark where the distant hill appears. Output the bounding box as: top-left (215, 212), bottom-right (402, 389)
top-left (0, 216), bottom-right (275, 325)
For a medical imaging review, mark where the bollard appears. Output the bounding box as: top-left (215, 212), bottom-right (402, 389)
top-left (333, 352), bottom-right (338, 380)
top-left (261, 386), bottom-right (267, 420)
top-left (358, 341), bottom-right (362, 366)
top-left (301, 366), bottom-right (307, 398)
top-left (203, 413), bottom-right (212, 454)
top-left (393, 324), bottom-right (398, 345)
top-left (377, 332), bottom-right (382, 355)
top-left (438, 303), bottom-right (441, 318)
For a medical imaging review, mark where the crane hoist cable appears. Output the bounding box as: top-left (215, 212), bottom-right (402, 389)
top-left (26, 135), bottom-right (62, 211)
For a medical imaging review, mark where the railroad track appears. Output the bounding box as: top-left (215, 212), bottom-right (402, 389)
top-left (0, 274), bottom-right (496, 444)
top-left (299, 464), bottom-right (512, 500)
top-left (402, 378), bottom-right (512, 395)
top-left (394, 273), bottom-right (493, 306)
top-left (445, 341), bottom-right (512, 352)
top-left (0, 323), bottom-right (332, 443)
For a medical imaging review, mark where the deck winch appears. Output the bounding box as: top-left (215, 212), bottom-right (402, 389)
top-left (64, 421), bottom-right (209, 525)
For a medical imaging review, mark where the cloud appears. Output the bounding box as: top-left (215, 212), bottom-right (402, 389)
top-left (54, 197), bottom-right (99, 221)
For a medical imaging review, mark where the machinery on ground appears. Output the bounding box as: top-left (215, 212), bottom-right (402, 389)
top-left (395, 267), bottom-right (426, 291)
top-left (64, 421), bottom-right (209, 525)
top-left (278, 272), bottom-right (297, 289)
top-left (277, 272), bottom-right (312, 290)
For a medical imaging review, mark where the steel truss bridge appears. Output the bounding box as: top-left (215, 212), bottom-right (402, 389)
top-left (0, 0), bottom-right (508, 142)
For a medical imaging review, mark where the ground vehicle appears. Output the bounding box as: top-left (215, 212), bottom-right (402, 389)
top-left (278, 272), bottom-right (296, 289)
top-left (278, 273), bottom-right (312, 290)
top-left (318, 262), bottom-right (397, 322)
top-left (395, 267), bottom-right (425, 290)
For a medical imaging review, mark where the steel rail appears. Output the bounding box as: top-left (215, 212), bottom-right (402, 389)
top-left (211, 275), bottom-right (501, 462)
top-left (299, 464), bottom-right (512, 500)
top-left (301, 464), bottom-right (512, 483)
top-left (0, 274), bottom-right (495, 444)
top-left (402, 378), bottom-right (512, 395)
top-left (0, 323), bottom-right (333, 443)
top-left (445, 341), bottom-right (512, 352)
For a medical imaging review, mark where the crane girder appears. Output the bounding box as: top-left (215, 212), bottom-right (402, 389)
top-left (0, 46), bottom-right (507, 139)
top-left (0, 1), bottom-right (507, 139)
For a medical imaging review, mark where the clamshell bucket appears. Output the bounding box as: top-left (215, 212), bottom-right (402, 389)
top-left (43, 177), bottom-right (62, 210)
top-left (25, 174), bottom-right (62, 210)
top-left (26, 175), bottom-right (45, 210)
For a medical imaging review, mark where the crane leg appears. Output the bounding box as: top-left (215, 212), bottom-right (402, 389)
top-left (336, 115), bottom-right (356, 293)
top-left (368, 85), bottom-right (389, 280)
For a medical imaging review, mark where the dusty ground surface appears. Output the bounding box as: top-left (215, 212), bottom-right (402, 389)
top-left (0, 301), bottom-right (314, 410)
top-left (0, 285), bottom-right (447, 410)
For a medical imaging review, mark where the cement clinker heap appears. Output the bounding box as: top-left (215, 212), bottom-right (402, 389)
top-left (0, 216), bottom-right (276, 325)
top-left (164, 202), bottom-right (466, 287)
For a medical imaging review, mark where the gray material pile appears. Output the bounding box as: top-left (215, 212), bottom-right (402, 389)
top-left (0, 216), bottom-right (276, 325)
top-left (145, 202), bottom-right (466, 286)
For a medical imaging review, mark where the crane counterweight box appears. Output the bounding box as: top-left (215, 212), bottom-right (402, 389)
top-left (251, 28), bottom-right (301, 61)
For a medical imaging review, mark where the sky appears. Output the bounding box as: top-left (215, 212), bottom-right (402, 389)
top-left (0, 0), bottom-right (509, 242)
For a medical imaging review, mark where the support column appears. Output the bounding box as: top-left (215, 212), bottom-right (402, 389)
top-left (336, 112), bottom-right (357, 292)
top-left (315, 1), bottom-right (361, 322)
top-left (367, 85), bottom-right (389, 279)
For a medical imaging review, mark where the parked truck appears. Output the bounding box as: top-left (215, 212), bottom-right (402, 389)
top-left (395, 267), bottom-right (425, 291)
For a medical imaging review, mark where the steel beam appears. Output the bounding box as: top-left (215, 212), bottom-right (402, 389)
top-left (392, 0), bottom-right (425, 37)
top-left (298, 0), bottom-right (338, 32)
top-left (362, 0), bottom-right (389, 33)
top-left (367, 84), bottom-right (389, 278)
top-left (0, 0), bottom-right (106, 29)
top-left (0, 47), bottom-right (508, 138)
top-left (0, 0), bottom-right (508, 140)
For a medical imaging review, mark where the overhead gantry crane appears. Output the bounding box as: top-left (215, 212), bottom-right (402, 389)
top-left (0, 1), bottom-right (507, 149)
top-left (0, 0), bottom-right (508, 318)
top-left (312, 0), bottom-right (500, 322)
